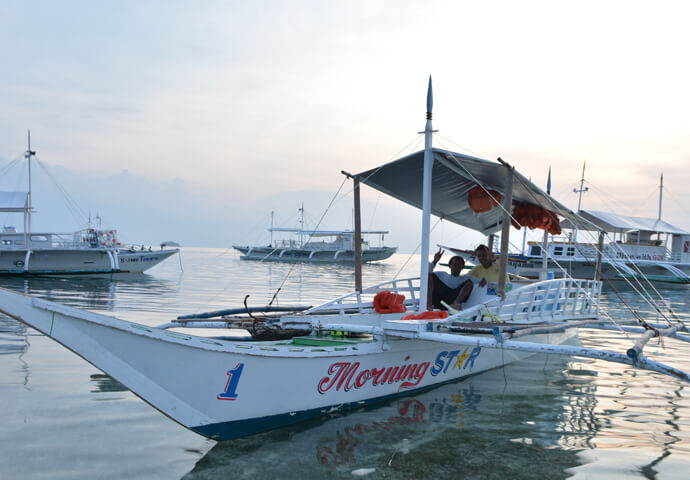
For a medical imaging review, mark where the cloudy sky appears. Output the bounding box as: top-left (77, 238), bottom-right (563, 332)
top-left (1, 0), bottom-right (688, 252)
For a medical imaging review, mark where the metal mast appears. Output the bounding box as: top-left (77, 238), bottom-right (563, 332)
top-left (573, 161), bottom-right (588, 242)
top-left (418, 76), bottom-right (434, 312)
top-left (24, 130), bottom-right (36, 247)
top-left (658, 173), bottom-right (663, 221)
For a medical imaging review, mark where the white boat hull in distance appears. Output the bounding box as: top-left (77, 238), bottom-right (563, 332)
top-left (0, 248), bottom-right (178, 275)
top-left (233, 245), bottom-right (396, 263)
top-left (0, 284), bottom-right (578, 441)
top-left (116, 248), bottom-right (179, 273)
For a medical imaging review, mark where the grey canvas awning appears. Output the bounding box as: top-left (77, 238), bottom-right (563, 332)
top-left (354, 148), bottom-right (601, 235)
top-left (570, 210), bottom-right (689, 235)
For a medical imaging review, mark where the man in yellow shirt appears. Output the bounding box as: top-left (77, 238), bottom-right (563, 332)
top-left (468, 245), bottom-right (508, 287)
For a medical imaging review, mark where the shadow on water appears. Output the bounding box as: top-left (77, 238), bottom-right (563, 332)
top-left (182, 354), bottom-right (600, 480)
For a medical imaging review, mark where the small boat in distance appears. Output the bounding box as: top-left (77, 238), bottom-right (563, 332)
top-left (0, 134), bottom-right (179, 275)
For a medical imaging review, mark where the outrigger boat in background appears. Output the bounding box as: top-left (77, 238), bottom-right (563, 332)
top-left (233, 205), bottom-right (396, 263)
top-left (0, 79), bottom-right (687, 442)
top-left (233, 229), bottom-right (396, 263)
top-left (445, 170), bottom-right (690, 285)
top-left (0, 134), bottom-right (179, 275)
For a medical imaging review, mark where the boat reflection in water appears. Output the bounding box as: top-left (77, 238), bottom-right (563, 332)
top-left (182, 352), bottom-right (600, 479)
top-left (0, 274), bottom-right (179, 313)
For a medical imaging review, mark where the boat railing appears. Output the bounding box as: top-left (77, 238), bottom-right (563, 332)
top-left (449, 278), bottom-right (602, 324)
top-left (302, 277), bottom-right (421, 315)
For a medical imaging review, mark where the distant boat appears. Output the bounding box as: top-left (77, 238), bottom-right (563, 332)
top-left (514, 209), bottom-right (690, 283)
top-left (0, 134), bottom-right (179, 275)
top-left (233, 207), bottom-right (396, 263)
top-left (446, 172), bottom-right (690, 284)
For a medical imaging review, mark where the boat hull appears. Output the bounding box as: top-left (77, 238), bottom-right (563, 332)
top-left (234, 246), bottom-right (396, 263)
top-left (0, 286), bottom-right (574, 441)
top-left (0, 248), bottom-right (178, 275)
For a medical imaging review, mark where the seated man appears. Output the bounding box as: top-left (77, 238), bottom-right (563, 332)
top-left (428, 249), bottom-right (473, 310)
top-left (468, 244), bottom-right (508, 287)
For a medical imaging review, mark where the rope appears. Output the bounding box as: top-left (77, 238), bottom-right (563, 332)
top-left (266, 177), bottom-right (349, 308)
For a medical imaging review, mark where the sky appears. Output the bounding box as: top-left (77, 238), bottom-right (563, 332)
top-left (0, 0), bottom-right (689, 253)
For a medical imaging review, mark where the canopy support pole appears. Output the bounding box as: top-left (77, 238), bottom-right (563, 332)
top-left (594, 230), bottom-right (604, 281)
top-left (498, 159), bottom-right (514, 300)
top-left (353, 175), bottom-right (363, 293)
top-left (418, 77), bottom-right (434, 313)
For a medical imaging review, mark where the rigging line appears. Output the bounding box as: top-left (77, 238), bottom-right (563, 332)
top-left (357, 135), bottom-right (425, 187)
top-left (392, 216), bottom-right (443, 282)
top-left (572, 223), bottom-right (680, 321)
top-left (664, 187), bottom-right (690, 218)
top-left (584, 179), bottom-right (656, 216)
top-left (0, 157), bottom-right (23, 178)
top-left (367, 192), bottom-right (381, 230)
top-left (444, 155), bottom-right (652, 326)
top-left (34, 158), bottom-right (89, 225)
top-left (266, 177), bottom-right (349, 308)
top-left (597, 237), bottom-right (684, 327)
top-left (434, 134), bottom-right (485, 159)
top-left (436, 147), bottom-right (592, 284)
top-left (511, 172), bottom-right (678, 325)
top-left (568, 227), bottom-right (680, 327)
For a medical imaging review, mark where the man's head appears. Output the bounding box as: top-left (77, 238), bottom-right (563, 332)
top-left (448, 255), bottom-right (465, 275)
top-left (474, 245), bottom-right (495, 268)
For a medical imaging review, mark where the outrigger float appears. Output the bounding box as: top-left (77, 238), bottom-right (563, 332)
top-left (0, 78), bottom-right (687, 441)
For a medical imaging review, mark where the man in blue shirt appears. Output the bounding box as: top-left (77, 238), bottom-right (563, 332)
top-left (428, 248), bottom-right (473, 310)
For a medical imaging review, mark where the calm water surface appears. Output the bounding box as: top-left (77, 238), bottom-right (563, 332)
top-left (1, 248), bottom-right (689, 479)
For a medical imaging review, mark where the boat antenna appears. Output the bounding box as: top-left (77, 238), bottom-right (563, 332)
top-left (573, 160), bottom-right (588, 242)
top-left (24, 130), bottom-right (36, 247)
top-left (658, 173), bottom-right (663, 221)
top-left (299, 203), bottom-right (304, 247)
top-left (418, 75), bottom-right (435, 312)
top-left (541, 166), bottom-right (551, 277)
top-left (270, 210), bottom-right (274, 246)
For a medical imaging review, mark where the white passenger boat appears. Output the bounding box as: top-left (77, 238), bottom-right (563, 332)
top-left (233, 228), bottom-right (396, 263)
top-left (0, 135), bottom-right (179, 275)
top-left (514, 210), bottom-right (690, 283)
top-left (0, 79), bottom-right (686, 442)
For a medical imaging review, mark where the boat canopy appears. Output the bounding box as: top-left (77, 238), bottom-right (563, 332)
top-left (268, 228), bottom-right (389, 236)
top-left (0, 191), bottom-right (29, 213)
top-left (355, 148), bottom-right (600, 235)
top-left (570, 210), bottom-right (690, 235)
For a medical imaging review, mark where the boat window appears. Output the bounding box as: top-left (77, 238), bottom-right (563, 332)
top-left (529, 245), bottom-right (541, 256)
top-left (31, 235), bottom-right (48, 242)
top-left (566, 247), bottom-right (575, 256)
top-left (14, 240), bottom-right (24, 246)
top-left (1, 240), bottom-right (12, 245)
top-left (554, 246), bottom-right (563, 256)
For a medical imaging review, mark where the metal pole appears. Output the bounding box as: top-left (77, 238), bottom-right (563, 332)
top-left (498, 160), bottom-right (514, 300)
top-left (594, 230), bottom-right (604, 281)
top-left (658, 173), bottom-right (663, 221)
top-left (353, 176), bottom-right (363, 293)
top-left (573, 161), bottom-right (588, 243)
top-left (24, 130), bottom-right (36, 248)
top-left (418, 76), bottom-right (434, 312)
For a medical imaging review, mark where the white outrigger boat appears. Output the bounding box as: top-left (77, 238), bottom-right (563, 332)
top-left (233, 229), bottom-right (396, 263)
top-left (0, 79), bottom-right (687, 442)
top-left (0, 134), bottom-right (179, 275)
top-left (233, 205), bottom-right (396, 263)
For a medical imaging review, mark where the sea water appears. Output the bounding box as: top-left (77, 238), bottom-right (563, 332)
top-left (0, 248), bottom-right (688, 479)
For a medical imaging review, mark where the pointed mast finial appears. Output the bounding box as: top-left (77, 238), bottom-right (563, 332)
top-left (426, 76), bottom-right (433, 118)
